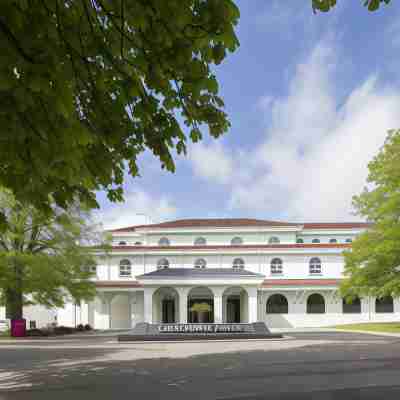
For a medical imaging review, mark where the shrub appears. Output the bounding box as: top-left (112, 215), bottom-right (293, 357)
top-left (26, 328), bottom-right (49, 337)
top-left (84, 324), bottom-right (92, 331)
top-left (76, 324), bottom-right (85, 332)
top-left (53, 326), bottom-right (75, 335)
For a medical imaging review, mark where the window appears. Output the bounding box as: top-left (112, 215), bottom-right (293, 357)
top-left (118, 241), bottom-right (127, 246)
top-left (194, 258), bottom-right (207, 269)
top-left (266, 294), bottom-right (288, 314)
top-left (343, 297), bottom-right (361, 314)
top-left (270, 258), bottom-right (283, 275)
top-left (194, 237), bottom-right (207, 246)
top-left (307, 293), bottom-right (325, 314)
top-left (296, 238), bottom-right (304, 244)
top-left (309, 257), bottom-right (322, 274)
top-left (119, 259), bottom-right (132, 277)
top-left (231, 237), bottom-right (243, 245)
top-left (232, 258), bottom-right (245, 270)
top-left (329, 238), bottom-right (337, 243)
top-left (157, 258), bottom-right (169, 270)
top-left (158, 237), bottom-right (170, 246)
top-left (345, 238), bottom-right (353, 243)
top-left (312, 238), bottom-right (320, 243)
top-left (134, 241), bottom-right (142, 246)
top-left (268, 236), bottom-right (280, 244)
top-left (375, 296), bottom-right (394, 313)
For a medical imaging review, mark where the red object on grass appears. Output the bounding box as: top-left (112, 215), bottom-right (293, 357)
top-left (11, 319), bottom-right (26, 337)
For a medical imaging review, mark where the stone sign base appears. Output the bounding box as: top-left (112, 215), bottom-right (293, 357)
top-left (118, 322), bottom-right (282, 342)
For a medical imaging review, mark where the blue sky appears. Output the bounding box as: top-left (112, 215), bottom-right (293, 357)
top-left (96, 1), bottom-right (400, 229)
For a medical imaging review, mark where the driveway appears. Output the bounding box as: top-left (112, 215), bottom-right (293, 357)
top-left (1, 330), bottom-right (400, 399)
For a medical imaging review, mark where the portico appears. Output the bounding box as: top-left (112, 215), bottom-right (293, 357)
top-left (138, 268), bottom-right (264, 325)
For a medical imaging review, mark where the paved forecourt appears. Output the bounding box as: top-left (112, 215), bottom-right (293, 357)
top-left (2, 331), bottom-right (400, 399)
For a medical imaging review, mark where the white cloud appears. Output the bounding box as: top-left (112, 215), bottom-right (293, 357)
top-left (188, 141), bottom-right (234, 184)
top-left (191, 39), bottom-right (400, 222)
top-left (95, 190), bottom-right (177, 230)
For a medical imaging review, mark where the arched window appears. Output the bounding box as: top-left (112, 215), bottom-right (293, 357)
top-left (119, 259), bottom-right (132, 277)
top-left (118, 241), bottom-right (127, 246)
top-left (329, 238), bottom-right (337, 243)
top-left (232, 258), bottom-right (245, 270)
top-left (231, 237), bottom-right (243, 245)
top-left (296, 238), bottom-right (304, 244)
top-left (343, 297), bottom-right (361, 314)
top-left (312, 238), bottom-right (320, 244)
top-left (158, 237), bottom-right (170, 246)
top-left (194, 237), bottom-right (207, 246)
top-left (266, 294), bottom-right (288, 314)
top-left (157, 258), bottom-right (170, 270)
top-left (194, 258), bottom-right (207, 269)
top-left (307, 293), bottom-right (325, 314)
top-left (268, 236), bottom-right (280, 244)
top-left (270, 258), bottom-right (283, 275)
top-left (309, 257), bottom-right (322, 274)
top-left (134, 241), bottom-right (142, 246)
top-left (375, 296), bottom-right (394, 313)
top-left (345, 238), bottom-right (353, 243)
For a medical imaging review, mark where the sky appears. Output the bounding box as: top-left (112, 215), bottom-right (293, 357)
top-left (95, 0), bottom-right (400, 229)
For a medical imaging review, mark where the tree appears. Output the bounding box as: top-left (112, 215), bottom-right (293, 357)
top-left (340, 129), bottom-right (400, 300)
top-left (0, 1), bottom-right (240, 220)
top-left (312, 0), bottom-right (391, 12)
top-left (0, 188), bottom-right (106, 321)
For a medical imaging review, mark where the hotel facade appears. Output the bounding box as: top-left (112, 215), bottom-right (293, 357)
top-left (2, 218), bottom-right (399, 330)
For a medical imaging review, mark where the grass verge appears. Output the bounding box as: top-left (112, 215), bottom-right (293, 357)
top-left (334, 322), bottom-right (400, 333)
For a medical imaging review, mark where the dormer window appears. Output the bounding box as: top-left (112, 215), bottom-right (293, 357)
top-left (232, 258), bottom-right (245, 270)
top-left (231, 237), bottom-right (243, 245)
top-left (194, 258), bottom-right (207, 269)
top-left (270, 258), bottom-right (283, 274)
top-left (312, 238), bottom-right (320, 244)
top-left (329, 238), bottom-right (337, 243)
top-left (309, 257), bottom-right (322, 274)
top-left (118, 241), bottom-right (127, 246)
top-left (296, 238), bottom-right (304, 244)
top-left (194, 237), bottom-right (207, 246)
top-left (158, 237), bottom-right (170, 246)
top-left (119, 259), bottom-right (132, 277)
top-left (268, 236), bottom-right (280, 244)
top-left (157, 258), bottom-right (169, 269)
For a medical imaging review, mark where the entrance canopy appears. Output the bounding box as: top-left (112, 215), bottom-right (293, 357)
top-left (137, 268), bottom-right (265, 286)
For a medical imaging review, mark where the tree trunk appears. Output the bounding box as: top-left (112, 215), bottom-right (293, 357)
top-left (5, 287), bottom-right (23, 320)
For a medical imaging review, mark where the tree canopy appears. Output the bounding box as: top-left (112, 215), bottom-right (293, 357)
top-left (341, 129), bottom-right (400, 300)
top-left (0, 188), bottom-right (106, 320)
top-left (0, 0), bottom-right (240, 219)
top-left (312, 0), bottom-right (391, 12)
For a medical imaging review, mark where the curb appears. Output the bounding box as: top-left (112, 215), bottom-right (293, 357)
top-left (333, 328), bottom-right (400, 338)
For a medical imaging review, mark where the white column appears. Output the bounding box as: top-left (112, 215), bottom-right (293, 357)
top-left (81, 301), bottom-right (89, 325)
top-left (144, 288), bottom-right (155, 323)
top-left (247, 287), bottom-right (258, 323)
top-left (178, 287), bottom-right (189, 323)
top-left (214, 288), bottom-right (224, 323)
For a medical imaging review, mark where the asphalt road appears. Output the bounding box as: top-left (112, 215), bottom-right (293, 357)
top-left (1, 331), bottom-right (400, 399)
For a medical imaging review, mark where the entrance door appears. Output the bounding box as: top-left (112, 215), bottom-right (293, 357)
top-left (227, 298), bottom-right (240, 323)
top-left (162, 299), bottom-right (175, 323)
top-left (187, 299), bottom-right (214, 323)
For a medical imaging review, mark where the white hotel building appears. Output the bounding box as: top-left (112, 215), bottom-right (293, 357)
top-left (3, 218), bottom-right (399, 330)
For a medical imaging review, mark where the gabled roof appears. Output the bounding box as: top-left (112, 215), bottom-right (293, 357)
top-left (137, 268), bottom-right (265, 279)
top-left (110, 218), bottom-right (300, 232)
top-left (109, 218), bottom-right (371, 233)
top-left (302, 222), bottom-right (372, 230)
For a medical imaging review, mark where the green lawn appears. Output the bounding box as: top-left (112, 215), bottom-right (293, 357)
top-left (0, 331), bottom-right (10, 339)
top-left (334, 322), bottom-right (400, 333)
